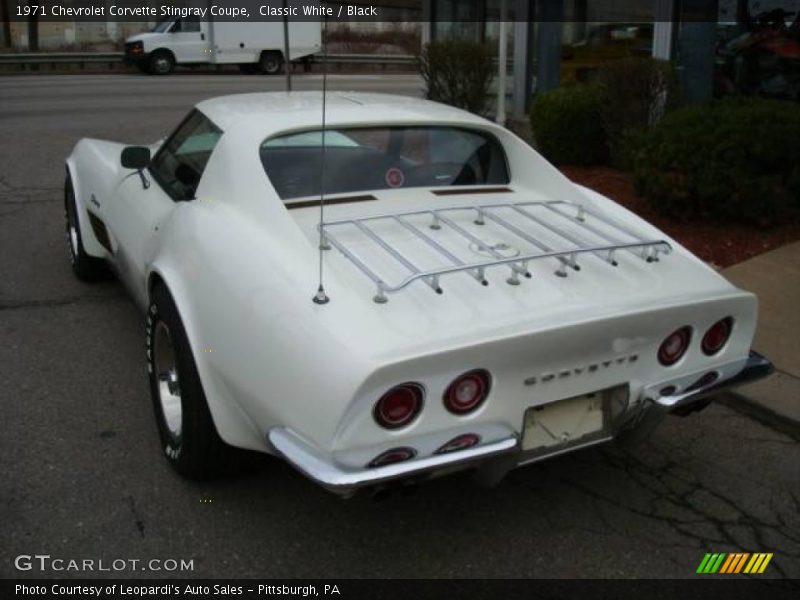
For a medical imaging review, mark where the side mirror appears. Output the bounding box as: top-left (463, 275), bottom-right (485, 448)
top-left (121, 146), bottom-right (151, 189)
top-left (121, 146), bottom-right (150, 170)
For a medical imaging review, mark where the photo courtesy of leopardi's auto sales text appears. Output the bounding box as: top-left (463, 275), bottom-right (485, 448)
top-left (2, 0), bottom-right (799, 599)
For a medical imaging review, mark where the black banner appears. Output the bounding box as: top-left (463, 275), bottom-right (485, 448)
top-left (2, 0), bottom-right (731, 23)
top-left (4, 579), bottom-right (800, 600)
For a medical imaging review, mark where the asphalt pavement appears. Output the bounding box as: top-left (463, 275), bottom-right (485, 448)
top-left (1, 74), bottom-right (799, 580)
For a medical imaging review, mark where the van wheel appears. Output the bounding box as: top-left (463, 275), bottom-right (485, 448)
top-left (64, 175), bottom-right (109, 282)
top-left (259, 51), bottom-right (283, 75)
top-left (149, 51), bottom-right (175, 75)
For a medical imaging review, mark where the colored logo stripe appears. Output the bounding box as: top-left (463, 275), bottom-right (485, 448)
top-left (720, 553), bottom-right (749, 573)
top-left (744, 553), bottom-right (773, 574)
top-left (697, 552), bottom-right (773, 574)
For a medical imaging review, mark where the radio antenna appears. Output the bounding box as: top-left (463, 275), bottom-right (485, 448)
top-left (312, 15), bottom-right (330, 305)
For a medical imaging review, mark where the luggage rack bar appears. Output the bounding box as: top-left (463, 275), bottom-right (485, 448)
top-left (318, 200), bottom-right (671, 303)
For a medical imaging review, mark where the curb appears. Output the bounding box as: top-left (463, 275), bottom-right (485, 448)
top-left (718, 391), bottom-right (800, 441)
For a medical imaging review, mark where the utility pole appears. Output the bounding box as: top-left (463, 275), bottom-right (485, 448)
top-left (496, 0), bottom-right (507, 125)
top-left (283, 0), bottom-right (291, 91)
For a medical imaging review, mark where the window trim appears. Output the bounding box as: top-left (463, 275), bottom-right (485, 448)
top-left (260, 125), bottom-right (511, 202)
top-left (148, 109), bottom-right (222, 202)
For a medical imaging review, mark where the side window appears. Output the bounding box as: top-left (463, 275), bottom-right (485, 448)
top-left (177, 18), bottom-right (201, 33)
top-left (149, 110), bottom-right (222, 201)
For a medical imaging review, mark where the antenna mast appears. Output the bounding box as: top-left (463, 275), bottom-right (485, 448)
top-left (313, 15), bottom-right (330, 305)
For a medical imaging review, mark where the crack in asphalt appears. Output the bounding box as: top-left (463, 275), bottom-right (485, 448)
top-left (0, 294), bottom-right (125, 311)
top-left (0, 176), bottom-right (61, 193)
top-left (551, 446), bottom-right (800, 579)
top-left (126, 495), bottom-right (146, 538)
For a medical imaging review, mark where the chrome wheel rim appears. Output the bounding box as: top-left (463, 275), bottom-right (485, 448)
top-left (153, 56), bottom-right (170, 74)
top-left (65, 189), bottom-right (79, 259)
top-left (153, 321), bottom-right (182, 438)
top-left (263, 57), bottom-right (279, 73)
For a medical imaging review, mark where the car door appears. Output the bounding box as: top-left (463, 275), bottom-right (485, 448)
top-left (169, 18), bottom-right (209, 64)
top-left (105, 110), bottom-right (223, 307)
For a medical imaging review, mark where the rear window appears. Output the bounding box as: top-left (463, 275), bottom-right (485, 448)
top-left (260, 126), bottom-right (509, 200)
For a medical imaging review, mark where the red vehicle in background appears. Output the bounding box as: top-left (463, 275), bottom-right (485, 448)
top-left (715, 8), bottom-right (800, 100)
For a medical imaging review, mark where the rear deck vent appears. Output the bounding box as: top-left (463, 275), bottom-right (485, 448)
top-left (432, 187), bottom-right (513, 196)
top-left (286, 194), bottom-right (377, 210)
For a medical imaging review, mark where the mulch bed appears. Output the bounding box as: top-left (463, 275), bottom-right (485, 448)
top-left (561, 166), bottom-right (800, 269)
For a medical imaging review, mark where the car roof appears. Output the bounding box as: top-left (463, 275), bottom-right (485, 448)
top-left (195, 91), bottom-right (489, 134)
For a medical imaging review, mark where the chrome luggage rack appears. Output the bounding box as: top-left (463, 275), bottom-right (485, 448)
top-left (318, 200), bottom-right (672, 303)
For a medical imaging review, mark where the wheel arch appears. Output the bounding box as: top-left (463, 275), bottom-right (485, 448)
top-left (146, 265), bottom-right (267, 453)
top-left (151, 47), bottom-right (176, 61)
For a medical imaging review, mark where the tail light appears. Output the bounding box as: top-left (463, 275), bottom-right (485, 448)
top-left (443, 369), bottom-right (491, 415)
top-left (367, 447), bottom-right (416, 468)
top-left (702, 317), bottom-right (733, 356)
top-left (658, 326), bottom-right (692, 366)
top-left (435, 433), bottom-right (481, 454)
top-left (373, 383), bottom-right (424, 429)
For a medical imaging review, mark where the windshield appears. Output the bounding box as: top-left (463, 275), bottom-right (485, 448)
top-left (260, 126), bottom-right (509, 200)
top-left (152, 20), bottom-right (174, 33)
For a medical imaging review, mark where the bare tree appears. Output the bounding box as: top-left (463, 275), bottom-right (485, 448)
top-left (1, 0), bottom-right (12, 48)
top-left (26, 0), bottom-right (39, 51)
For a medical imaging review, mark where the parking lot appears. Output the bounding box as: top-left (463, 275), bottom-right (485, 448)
top-left (1, 73), bottom-right (799, 580)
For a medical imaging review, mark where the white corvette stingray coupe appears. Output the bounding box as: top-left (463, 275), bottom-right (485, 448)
top-left (65, 92), bottom-right (772, 494)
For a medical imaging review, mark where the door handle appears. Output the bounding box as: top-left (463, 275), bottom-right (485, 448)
top-left (201, 33), bottom-right (205, 41)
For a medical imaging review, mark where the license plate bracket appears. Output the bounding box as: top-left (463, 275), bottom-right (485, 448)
top-left (521, 387), bottom-right (623, 454)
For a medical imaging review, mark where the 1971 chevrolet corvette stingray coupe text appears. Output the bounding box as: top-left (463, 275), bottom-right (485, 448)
top-left (65, 92), bottom-right (772, 495)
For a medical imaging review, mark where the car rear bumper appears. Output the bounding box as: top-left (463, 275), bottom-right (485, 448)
top-left (269, 428), bottom-right (519, 495)
top-left (650, 350), bottom-right (774, 414)
top-left (269, 351), bottom-right (773, 495)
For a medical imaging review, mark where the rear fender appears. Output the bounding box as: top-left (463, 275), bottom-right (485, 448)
top-left (146, 262), bottom-right (267, 453)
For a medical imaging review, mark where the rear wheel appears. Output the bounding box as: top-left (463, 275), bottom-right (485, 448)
top-left (259, 51), bottom-right (283, 75)
top-left (146, 284), bottom-right (237, 479)
top-left (149, 51), bottom-right (174, 75)
top-left (64, 175), bottom-right (108, 281)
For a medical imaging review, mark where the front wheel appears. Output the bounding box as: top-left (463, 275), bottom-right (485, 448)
top-left (149, 51), bottom-right (175, 75)
top-left (146, 284), bottom-right (236, 479)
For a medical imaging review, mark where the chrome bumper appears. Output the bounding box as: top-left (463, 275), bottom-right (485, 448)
top-left (652, 351), bottom-right (774, 413)
top-left (269, 428), bottom-right (519, 495)
top-left (270, 352), bottom-right (773, 495)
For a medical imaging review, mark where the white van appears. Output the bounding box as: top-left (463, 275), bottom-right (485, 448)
top-left (124, 19), bottom-right (321, 75)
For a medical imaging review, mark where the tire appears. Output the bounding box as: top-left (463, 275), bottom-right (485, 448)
top-left (64, 174), bottom-right (108, 282)
top-left (146, 284), bottom-right (236, 479)
top-left (259, 51), bottom-right (283, 75)
top-left (148, 50), bottom-right (174, 75)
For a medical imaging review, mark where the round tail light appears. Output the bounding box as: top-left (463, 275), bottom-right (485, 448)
top-left (702, 317), bottom-right (733, 356)
top-left (443, 369), bottom-right (491, 415)
top-left (658, 326), bottom-right (692, 366)
top-left (367, 447), bottom-right (416, 468)
top-left (373, 383), bottom-right (424, 429)
top-left (435, 433), bottom-right (481, 454)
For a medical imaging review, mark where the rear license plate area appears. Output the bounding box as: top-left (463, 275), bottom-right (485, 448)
top-left (521, 386), bottom-right (626, 454)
